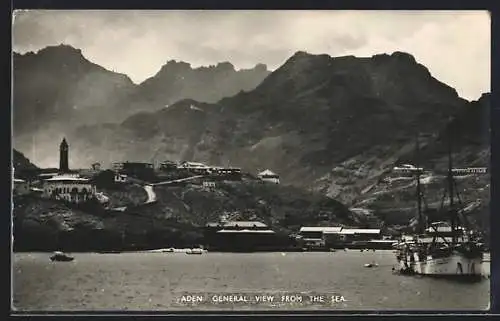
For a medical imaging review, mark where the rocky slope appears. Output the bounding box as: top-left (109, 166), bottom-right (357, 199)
top-left (350, 93), bottom-right (490, 234)
top-left (13, 45), bottom-right (136, 135)
top-left (13, 149), bottom-right (38, 172)
top-left (13, 178), bottom-right (363, 251)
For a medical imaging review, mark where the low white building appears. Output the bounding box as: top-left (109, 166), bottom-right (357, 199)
top-left (203, 181), bottom-right (216, 189)
top-left (95, 192), bottom-right (110, 205)
top-left (43, 175), bottom-right (97, 204)
top-left (339, 228), bottom-right (382, 241)
top-left (114, 173), bottom-right (128, 183)
top-left (178, 161), bottom-right (212, 174)
top-left (13, 178), bottom-right (30, 196)
top-left (258, 169), bottom-right (280, 184)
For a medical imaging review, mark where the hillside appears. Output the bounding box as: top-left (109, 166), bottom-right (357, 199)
top-left (13, 179), bottom-right (363, 252)
top-left (56, 51), bottom-right (481, 199)
top-left (13, 149), bottom-right (38, 171)
top-left (351, 93), bottom-right (490, 234)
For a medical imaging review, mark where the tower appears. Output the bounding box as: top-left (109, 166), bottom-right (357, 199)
top-left (59, 138), bottom-right (69, 173)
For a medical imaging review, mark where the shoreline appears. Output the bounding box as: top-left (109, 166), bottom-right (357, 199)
top-left (12, 249), bottom-right (397, 254)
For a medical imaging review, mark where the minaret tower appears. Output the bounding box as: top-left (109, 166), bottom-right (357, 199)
top-left (59, 138), bottom-right (69, 173)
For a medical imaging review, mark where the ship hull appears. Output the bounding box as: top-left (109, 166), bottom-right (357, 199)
top-left (398, 251), bottom-right (483, 281)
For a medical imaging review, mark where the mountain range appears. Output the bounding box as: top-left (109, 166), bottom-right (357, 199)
top-left (13, 44), bottom-right (270, 157)
top-left (12, 45), bottom-right (490, 228)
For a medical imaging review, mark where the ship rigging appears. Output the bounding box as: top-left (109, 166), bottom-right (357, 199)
top-left (394, 127), bottom-right (485, 280)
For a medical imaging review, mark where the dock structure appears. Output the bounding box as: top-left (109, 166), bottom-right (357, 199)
top-left (204, 221), bottom-right (280, 251)
top-left (297, 226), bottom-right (386, 250)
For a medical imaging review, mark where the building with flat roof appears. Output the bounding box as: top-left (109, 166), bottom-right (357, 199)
top-left (13, 178), bottom-right (30, 196)
top-left (297, 226), bottom-right (382, 249)
top-left (204, 221), bottom-right (278, 251)
top-left (298, 226), bottom-right (343, 249)
top-left (258, 169), bottom-right (280, 184)
top-left (42, 175), bottom-right (97, 204)
top-left (159, 160), bottom-right (178, 171)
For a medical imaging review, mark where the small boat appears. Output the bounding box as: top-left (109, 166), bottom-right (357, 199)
top-left (364, 262), bottom-right (379, 268)
top-left (50, 251), bottom-right (74, 262)
top-left (162, 248), bottom-right (175, 253)
top-left (186, 248), bottom-right (204, 255)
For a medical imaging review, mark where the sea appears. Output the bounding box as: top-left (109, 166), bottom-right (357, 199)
top-left (12, 250), bottom-right (490, 312)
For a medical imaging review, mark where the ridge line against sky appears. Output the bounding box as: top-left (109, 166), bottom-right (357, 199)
top-left (12, 10), bottom-right (490, 100)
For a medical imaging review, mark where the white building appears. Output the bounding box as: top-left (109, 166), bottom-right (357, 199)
top-left (298, 226), bottom-right (343, 248)
top-left (257, 169), bottom-right (280, 184)
top-left (114, 173), bottom-right (129, 183)
top-left (95, 192), bottom-right (110, 205)
top-left (13, 178), bottom-right (30, 196)
top-left (112, 162), bottom-right (125, 172)
top-left (43, 175), bottom-right (97, 204)
top-left (178, 161), bottom-right (210, 169)
top-left (177, 161), bottom-right (212, 174)
top-left (203, 181), bottom-right (216, 189)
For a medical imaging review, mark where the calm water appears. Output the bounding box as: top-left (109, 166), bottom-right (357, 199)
top-left (12, 251), bottom-right (490, 311)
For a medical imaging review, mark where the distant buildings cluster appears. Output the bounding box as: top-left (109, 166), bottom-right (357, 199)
top-left (110, 160), bottom-right (280, 185)
top-left (203, 221), bottom-right (391, 251)
top-left (13, 138), bottom-right (282, 206)
top-left (297, 226), bottom-right (392, 250)
top-left (204, 220), bottom-right (278, 251)
top-left (13, 138), bottom-right (102, 205)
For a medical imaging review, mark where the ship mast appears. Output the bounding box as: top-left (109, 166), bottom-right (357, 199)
top-left (415, 135), bottom-right (424, 235)
top-left (447, 126), bottom-right (458, 244)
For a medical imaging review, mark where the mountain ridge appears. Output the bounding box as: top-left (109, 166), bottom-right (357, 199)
top-left (13, 44), bottom-right (271, 150)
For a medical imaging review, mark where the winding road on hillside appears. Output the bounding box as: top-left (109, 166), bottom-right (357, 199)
top-left (143, 184), bottom-right (157, 204)
top-left (152, 175), bottom-right (204, 186)
top-left (109, 176), bottom-right (204, 211)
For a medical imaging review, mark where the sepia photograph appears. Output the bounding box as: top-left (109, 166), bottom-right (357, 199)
top-left (11, 9), bottom-right (491, 311)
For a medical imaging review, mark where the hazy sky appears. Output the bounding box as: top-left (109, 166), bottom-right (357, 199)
top-left (13, 10), bottom-right (490, 100)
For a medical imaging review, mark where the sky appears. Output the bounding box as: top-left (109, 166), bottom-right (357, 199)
top-left (12, 10), bottom-right (490, 101)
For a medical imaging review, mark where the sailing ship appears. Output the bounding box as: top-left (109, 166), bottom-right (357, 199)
top-left (394, 133), bottom-right (484, 280)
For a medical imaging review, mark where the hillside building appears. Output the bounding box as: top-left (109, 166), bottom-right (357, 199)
top-left (13, 178), bottom-right (30, 196)
top-left (114, 173), bottom-right (129, 183)
top-left (42, 175), bottom-right (97, 204)
top-left (178, 161), bottom-right (212, 175)
top-left (91, 162), bottom-right (101, 171)
top-left (38, 138), bottom-right (97, 204)
top-left (112, 161), bottom-right (154, 177)
top-left (159, 160), bottom-right (178, 171)
top-left (202, 181), bottom-right (216, 189)
top-left (212, 167), bottom-right (242, 176)
top-left (258, 169), bottom-right (280, 184)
